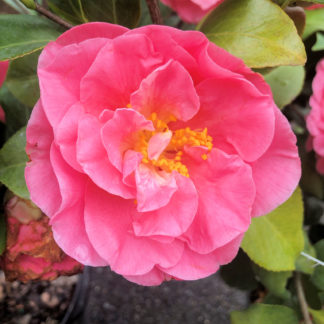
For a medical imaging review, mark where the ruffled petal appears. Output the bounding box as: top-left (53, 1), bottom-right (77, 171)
top-left (124, 267), bottom-right (166, 286)
top-left (182, 148), bottom-right (255, 254)
top-left (250, 108), bottom-right (300, 217)
top-left (80, 34), bottom-right (162, 116)
top-left (84, 182), bottom-right (184, 275)
top-left (76, 114), bottom-right (135, 199)
top-left (132, 173), bottom-right (198, 237)
top-left (25, 101), bottom-right (61, 217)
top-left (131, 60), bottom-right (200, 121)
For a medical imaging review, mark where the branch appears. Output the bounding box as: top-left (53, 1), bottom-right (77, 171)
top-left (145, 0), bottom-right (163, 25)
top-left (294, 272), bottom-right (313, 324)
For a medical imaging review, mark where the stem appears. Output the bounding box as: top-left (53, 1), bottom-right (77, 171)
top-left (145, 0), bottom-right (163, 24)
top-left (35, 3), bottom-right (73, 29)
top-left (281, 0), bottom-right (291, 9)
top-left (294, 272), bottom-right (313, 324)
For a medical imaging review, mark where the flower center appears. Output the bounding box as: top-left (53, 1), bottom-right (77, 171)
top-left (134, 113), bottom-right (213, 177)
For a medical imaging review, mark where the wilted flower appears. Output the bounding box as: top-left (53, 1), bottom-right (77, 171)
top-left (1, 195), bottom-right (83, 282)
top-left (160, 0), bottom-right (224, 23)
top-left (25, 23), bottom-right (300, 285)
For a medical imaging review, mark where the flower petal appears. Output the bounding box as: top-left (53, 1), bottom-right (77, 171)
top-left (124, 267), bottom-right (166, 286)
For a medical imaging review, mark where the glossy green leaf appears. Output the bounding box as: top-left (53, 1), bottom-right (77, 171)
top-left (252, 264), bottom-right (292, 299)
top-left (198, 0), bottom-right (306, 68)
top-left (312, 32), bottom-right (324, 51)
top-left (0, 213), bottom-right (6, 256)
top-left (241, 188), bottom-right (304, 271)
top-left (264, 65), bottom-right (305, 109)
top-left (309, 308), bottom-right (324, 324)
top-left (6, 51), bottom-right (40, 108)
top-left (0, 127), bottom-right (29, 199)
top-left (311, 239), bottom-right (324, 291)
top-left (295, 232), bottom-right (317, 275)
top-left (304, 8), bottom-right (324, 39)
top-left (48, 0), bottom-right (141, 28)
top-left (220, 249), bottom-right (258, 290)
top-left (0, 86), bottom-right (31, 138)
top-left (0, 15), bottom-right (62, 61)
top-left (231, 304), bottom-right (299, 324)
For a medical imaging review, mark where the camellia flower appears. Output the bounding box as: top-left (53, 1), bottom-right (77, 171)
top-left (1, 195), bottom-right (83, 281)
top-left (307, 59), bottom-right (324, 174)
top-left (160, 0), bottom-right (224, 24)
top-left (0, 61), bottom-right (8, 123)
top-left (25, 23), bottom-right (300, 286)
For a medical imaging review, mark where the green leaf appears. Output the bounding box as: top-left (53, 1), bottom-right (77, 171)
top-left (311, 239), bottom-right (324, 291)
top-left (264, 65), bottom-right (305, 109)
top-left (198, 0), bottom-right (306, 68)
top-left (220, 249), bottom-right (258, 290)
top-left (312, 32), bottom-right (324, 51)
top-left (295, 232), bottom-right (317, 275)
top-left (231, 304), bottom-right (299, 324)
top-left (0, 127), bottom-right (29, 199)
top-left (241, 188), bottom-right (304, 271)
top-left (5, 51), bottom-right (40, 108)
top-left (252, 264), bottom-right (292, 299)
top-left (47, 0), bottom-right (141, 28)
top-left (304, 8), bottom-right (324, 39)
top-left (0, 15), bottom-right (62, 61)
top-left (0, 86), bottom-right (31, 138)
top-left (0, 213), bottom-right (6, 256)
top-left (309, 309), bottom-right (324, 324)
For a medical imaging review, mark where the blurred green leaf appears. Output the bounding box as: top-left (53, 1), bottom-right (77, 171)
top-left (0, 15), bottom-right (62, 61)
top-left (0, 213), bottom-right (6, 256)
top-left (0, 127), bottom-right (29, 199)
top-left (198, 0), bottom-right (306, 68)
top-left (311, 239), bottom-right (324, 290)
top-left (303, 8), bottom-right (324, 39)
top-left (264, 65), bottom-right (305, 109)
top-left (0, 86), bottom-right (31, 138)
top-left (6, 51), bottom-right (40, 108)
top-left (295, 232), bottom-right (317, 275)
top-left (48, 0), bottom-right (141, 28)
top-left (301, 274), bottom-right (322, 310)
top-left (242, 188), bottom-right (304, 271)
top-left (312, 32), bottom-right (324, 51)
top-left (252, 264), bottom-right (292, 299)
top-left (220, 249), bottom-right (258, 290)
top-left (309, 308), bottom-right (324, 324)
top-left (231, 304), bottom-right (299, 324)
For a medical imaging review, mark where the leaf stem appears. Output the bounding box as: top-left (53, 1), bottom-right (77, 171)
top-left (281, 0), bottom-right (291, 9)
top-left (294, 272), bottom-right (313, 324)
top-left (34, 2), bottom-right (73, 29)
top-left (145, 0), bottom-right (163, 24)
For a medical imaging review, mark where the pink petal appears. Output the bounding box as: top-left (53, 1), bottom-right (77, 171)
top-left (84, 182), bottom-right (184, 275)
top-left (187, 77), bottom-right (275, 162)
top-left (160, 234), bottom-right (243, 280)
top-left (135, 164), bottom-right (177, 212)
top-left (76, 114), bottom-right (135, 199)
top-left (101, 108), bottom-right (153, 172)
top-left (0, 61), bottom-right (9, 86)
top-left (250, 108), bottom-right (300, 217)
top-left (132, 173), bottom-right (198, 237)
top-left (38, 38), bottom-right (108, 128)
top-left (122, 150), bottom-right (143, 188)
top-left (51, 198), bottom-right (106, 266)
top-left (147, 131), bottom-right (172, 160)
top-left (25, 101), bottom-right (61, 217)
top-left (182, 148), bottom-right (255, 254)
top-left (131, 60), bottom-right (200, 121)
top-left (80, 34), bottom-right (162, 116)
top-left (124, 267), bottom-right (166, 286)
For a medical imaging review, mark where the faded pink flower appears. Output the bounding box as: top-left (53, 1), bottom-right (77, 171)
top-left (1, 195), bottom-right (83, 282)
top-left (0, 61), bottom-right (8, 123)
top-left (25, 23), bottom-right (300, 286)
top-left (160, 0), bottom-right (224, 23)
top-left (307, 59), bottom-right (324, 174)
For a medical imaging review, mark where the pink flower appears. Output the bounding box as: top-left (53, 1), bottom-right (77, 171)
top-left (0, 61), bottom-right (8, 123)
top-left (305, 4), bottom-right (324, 10)
top-left (307, 59), bottom-right (324, 173)
top-left (25, 23), bottom-right (300, 286)
top-left (160, 0), bottom-right (224, 23)
top-left (1, 195), bottom-right (83, 282)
